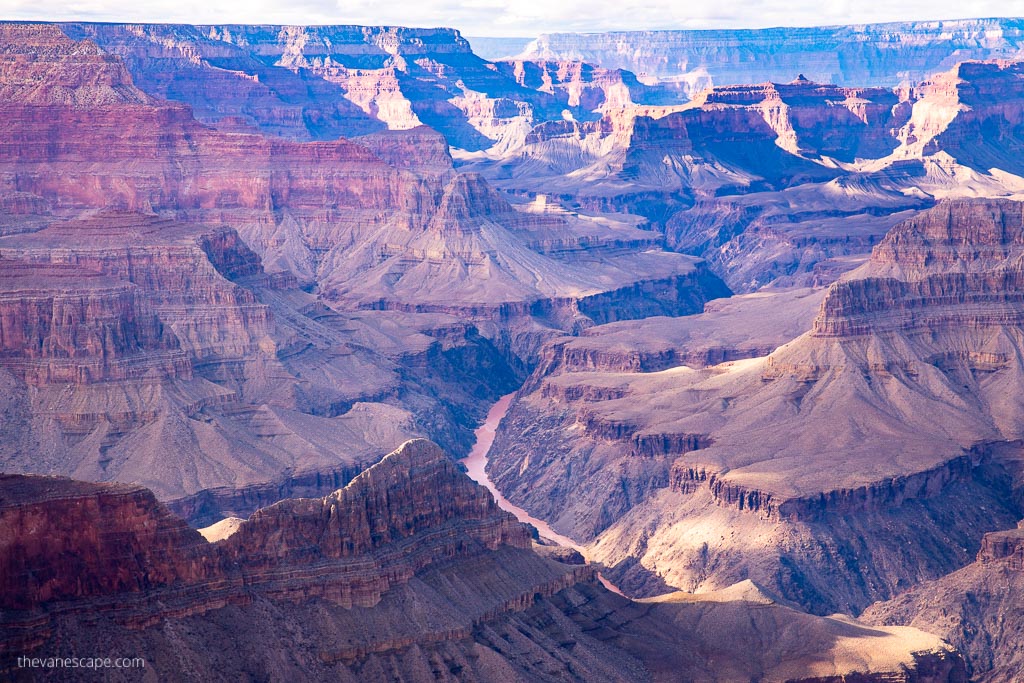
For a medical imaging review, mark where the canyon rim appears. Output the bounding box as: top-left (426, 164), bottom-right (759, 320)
top-left (2, 4), bottom-right (1024, 682)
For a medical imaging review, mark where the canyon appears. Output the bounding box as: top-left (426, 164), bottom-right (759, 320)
top-left (0, 24), bottom-right (727, 523)
top-left (0, 440), bottom-right (966, 682)
top-left (487, 201), bottom-right (1024, 617)
top-left (3, 14), bottom-right (1024, 681)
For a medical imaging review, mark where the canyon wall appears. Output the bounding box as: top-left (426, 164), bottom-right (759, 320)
top-left (515, 19), bottom-right (1024, 88)
top-left (0, 24), bottom-right (730, 515)
top-left (487, 199), bottom-right (1024, 613)
top-left (0, 440), bottom-right (965, 683)
top-left (863, 516), bottom-right (1024, 682)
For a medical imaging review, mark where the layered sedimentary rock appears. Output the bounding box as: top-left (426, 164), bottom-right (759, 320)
top-left (513, 19), bottom-right (1024, 89)
top-left (613, 76), bottom-right (910, 197)
top-left (0, 475), bottom-right (211, 610)
top-left (488, 199), bottom-right (1024, 613)
top-left (862, 509), bottom-right (1024, 683)
top-left (0, 24), bottom-right (730, 517)
top-left (659, 60), bottom-right (1024, 292)
top-left (54, 22), bottom-right (681, 155)
top-left (0, 440), bottom-right (529, 615)
top-left (466, 53), bottom-right (1024, 294)
top-left (0, 209), bottom-right (443, 509)
top-left (466, 75), bottom-right (930, 295)
top-left (532, 287), bottom-right (824, 378)
top-left (37, 21), bottom-right (1024, 304)
top-left (316, 171), bottom-right (727, 328)
top-left (893, 60), bottom-right (1024, 178)
top-left (0, 441), bottom-right (965, 683)
top-left (0, 24), bottom-right (721, 327)
top-left (468, 76), bottom-right (872, 200)
top-left (689, 78), bottom-right (909, 162)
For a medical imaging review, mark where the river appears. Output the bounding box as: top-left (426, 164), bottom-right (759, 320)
top-left (461, 392), bottom-right (625, 596)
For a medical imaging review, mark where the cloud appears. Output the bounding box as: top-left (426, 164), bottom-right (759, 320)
top-left (0, 0), bottom-right (1020, 36)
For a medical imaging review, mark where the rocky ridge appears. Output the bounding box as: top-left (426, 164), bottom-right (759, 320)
top-left (0, 440), bottom-right (531, 623)
top-left (487, 198), bottom-right (1024, 613)
top-left (0, 24), bottom-right (728, 515)
top-left (862, 506), bottom-right (1024, 682)
top-left (0, 440), bottom-right (965, 682)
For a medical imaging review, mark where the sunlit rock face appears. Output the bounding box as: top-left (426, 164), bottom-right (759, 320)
top-left (0, 443), bottom-right (966, 683)
top-left (489, 199), bottom-right (1024, 614)
top-left (55, 22), bottom-right (683, 155)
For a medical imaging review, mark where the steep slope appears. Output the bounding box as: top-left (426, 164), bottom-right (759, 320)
top-left (55, 22), bottom-right (682, 155)
top-left (488, 199), bottom-right (1024, 614)
top-left (0, 23), bottom-right (733, 515)
top-left (0, 441), bottom-right (965, 683)
top-left (862, 513), bottom-right (1024, 683)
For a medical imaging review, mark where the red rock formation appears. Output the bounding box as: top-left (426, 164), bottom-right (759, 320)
top-left (0, 214), bottom-right (274, 384)
top-left (0, 475), bottom-right (211, 609)
top-left (0, 440), bottom-right (966, 683)
top-left (0, 439), bottom-right (529, 618)
top-left (0, 266), bottom-right (187, 384)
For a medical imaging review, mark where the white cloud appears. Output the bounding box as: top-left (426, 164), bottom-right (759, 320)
top-left (0, 0), bottom-right (1021, 36)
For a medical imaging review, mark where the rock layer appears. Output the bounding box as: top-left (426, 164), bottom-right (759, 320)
top-left (515, 19), bottom-right (1024, 88)
top-left (863, 509), bottom-right (1024, 682)
top-left (0, 24), bottom-right (728, 510)
top-left (0, 441), bottom-right (965, 683)
top-left (488, 199), bottom-right (1024, 613)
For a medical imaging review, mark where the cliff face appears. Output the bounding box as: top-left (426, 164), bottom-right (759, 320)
top-left (622, 104), bottom-right (840, 193)
top-left (0, 440), bottom-right (530, 617)
top-left (487, 199), bottom-right (1024, 613)
top-left (516, 19), bottom-right (1024, 89)
top-left (0, 267), bottom-right (186, 385)
top-left (863, 513), bottom-right (1024, 682)
top-left (814, 199), bottom-right (1024, 337)
top-left (0, 24), bottom-right (733, 509)
top-left (54, 22), bottom-right (680, 155)
top-left (690, 79), bottom-right (909, 162)
top-left (0, 442), bottom-right (966, 683)
top-left (0, 475), bottom-right (210, 610)
top-left (895, 60), bottom-right (1024, 177)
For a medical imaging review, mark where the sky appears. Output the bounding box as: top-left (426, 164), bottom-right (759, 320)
top-left (1, 0), bottom-right (1023, 37)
